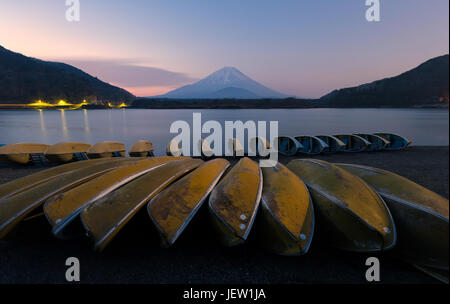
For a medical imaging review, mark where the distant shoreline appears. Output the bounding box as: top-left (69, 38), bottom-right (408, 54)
top-left (1, 99), bottom-right (447, 110)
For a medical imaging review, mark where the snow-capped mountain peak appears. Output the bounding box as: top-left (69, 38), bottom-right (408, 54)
top-left (201, 67), bottom-right (249, 85)
top-left (160, 67), bottom-right (287, 99)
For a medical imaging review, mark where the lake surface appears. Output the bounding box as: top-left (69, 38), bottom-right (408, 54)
top-left (0, 108), bottom-right (448, 156)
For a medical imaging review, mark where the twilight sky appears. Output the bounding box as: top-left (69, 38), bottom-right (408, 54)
top-left (0, 0), bottom-right (448, 98)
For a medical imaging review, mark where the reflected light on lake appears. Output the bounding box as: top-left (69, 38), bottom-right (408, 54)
top-left (83, 109), bottom-right (90, 133)
top-left (0, 109), bottom-right (447, 156)
top-left (38, 109), bottom-right (47, 142)
top-left (60, 109), bottom-right (68, 140)
top-left (122, 109), bottom-right (128, 136)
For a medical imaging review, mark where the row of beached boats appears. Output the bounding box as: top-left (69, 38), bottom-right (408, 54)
top-left (277, 133), bottom-right (412, 156)
top-left (0, 132), bottom-right (411, 165)
top-left (0, 141), bottom-right (154, 165)
top-left (167, 133), bottom-right (412, 157)
top-left (0, 155), bottom-right (447, 282)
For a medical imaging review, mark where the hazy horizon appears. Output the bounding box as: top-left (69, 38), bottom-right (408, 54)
top-left (1, 0), bottom-right (448, 98)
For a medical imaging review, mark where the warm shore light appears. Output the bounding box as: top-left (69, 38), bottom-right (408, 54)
top-left (28, 100), bottom-right (54, 107)
top-left (58, 100), bottom-right (73, 106)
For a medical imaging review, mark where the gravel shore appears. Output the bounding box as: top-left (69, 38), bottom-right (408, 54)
top-left (0, 146), bottom-right (448, 284)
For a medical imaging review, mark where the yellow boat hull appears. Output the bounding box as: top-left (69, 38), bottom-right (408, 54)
top-left (287, 159), bottom-right (396, 252)
top-left (81, 158), bottom-right (203, 251)
top-left (87, 141), bottom-right (126, 159)
top-left (258, 162), bottom-right (314, 256)
top-left (45, 142), bottom-right (91, 163)
top-left (337, 163), bottom-right (449, 270)
top-left (148, 158), bottom-right (230, 247)
top-left (0, 143), bottom-right (50, 164)
top-left (44, 157), bottom-right (181, 238)
top-left (208, 157), bottom-right (262, 247)
top-left (0, 158), bottom-right (121, 200)
top-left (129, 140), bottom-right (154, 157)
top-left (0, 158), bottom-right (134, 238)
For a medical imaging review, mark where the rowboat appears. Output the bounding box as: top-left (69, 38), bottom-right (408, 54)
top-left (374, 133), bottom-right (412, 150)
top-left (333, 135), bottom-right (371, 152)
top-left (0, 158), bottom-right (120, 200)
top-left (354, 134), bottom-right (389, 151)
top-left (86, 141), bottom-right (126, 158)
top-left (45, 142), bottom-right (91, 163)
top-left (316, 135), bottom-right (346, 153)
top-left (44, 157), bottom-right (181, 238)
top-left (167, 139), bottom-right (182, 156)
top-left (81, 158), bottom-right (203, 251)
top-left (276, 136), bottom-right (302, 156)
top-left (208, 157), bottom-right (262, 246)
top-left (258, 162), bottom-right (314, 255)
top-left (194, 139), bottom-right (214, 158)
top-left (148, 159), bottom-right (230, 247)
top-left (294, 136), bottom-right (328, 155)
top-left (287, 159), bottom-right (396, 252)
top-left (0, 158), bottom-right (134, 238)
top-left (249, 137), bottom-right (270, 156)
top-left (336, 163), bottom-right (448, 270)
top-left (0, 143), bottom-right (50, 165)
top-left (226, 138), bottom-right (244, 156)
top-left (129, 140), bottom-right (154, 157)
top-left (201, 139), bottom-right (214, 158)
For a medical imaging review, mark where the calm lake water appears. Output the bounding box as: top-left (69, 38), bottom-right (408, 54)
top-left (0, 108), bottom-right (448, 156)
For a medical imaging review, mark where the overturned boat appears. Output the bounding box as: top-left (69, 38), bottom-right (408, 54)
top-left (81, 158), bottom-right (203, 251)
top-left (374, 133), bottom-right (411, 150)
top-left (44, 157), bottom-right (181, 238)
top-left (45, 142), bottom-right (91, 163)
top-left (0, 158), bottom-right (135, 238)
top-left (148, 159), bottom-right (230, 247)
top-left (336, 163), bottom-right (448, 272)
top-left (333, 134), bottom-right (370, 152)
top-left (295, 136), bottom-right (328, 155)
top-left (258, 162), bottom-right (314, 256)
top-left (167, 139), bottom-right (182, 156)
top-left (226, 138), bottom-right (244, 157)
top-left (194, 139), bottom-right (214, 158)
top-left (249, 137), bottom-right (271, 156)
top-left (0, 142), bottom-right (50, 165)
top-left (0, 158), bottom-right (120, 200)
top-left (208, 157), bottom-right (262, 246)
top-left (354, 134), bottom-right (389, 152)
top-left (277, 136), bottom-right (302, 156)
top-left (316, 135), bottom-right (346, 153)
top-left (129, 140), bottom-right (154, 157)
top-left (287, 159), bottom-right (396, 252)
top-left (87, 141), bottom-right (126, 158)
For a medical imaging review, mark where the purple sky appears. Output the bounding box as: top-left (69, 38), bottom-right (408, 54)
top-left (0, 0), bottom-right (448, 97)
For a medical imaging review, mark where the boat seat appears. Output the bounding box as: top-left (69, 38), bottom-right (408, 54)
top-left (30, 153), bottom-right (48, 166)
top-left (73, 152), bottom-right (89, 161)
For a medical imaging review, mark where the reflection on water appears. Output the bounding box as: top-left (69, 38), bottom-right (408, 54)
top-left (0, 108), bottom-right (448, 156)
top-left (122, 108), bottom-right (128, 136)
top-left (83, 109), bottom-right (90, 133)
top-left (38, 109), bottom-right (47, 142)
top-left (60, 109), bottom-right (68, 140)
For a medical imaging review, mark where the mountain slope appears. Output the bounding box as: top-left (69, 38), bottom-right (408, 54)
top-left (0, 45), bottom-right (135, 105)
top-left (321, 55), bottom-right (449, 107)
top-left (206, 87), bottom-right (261, 99)
top-left (160, 67), bottom-right (287, 99)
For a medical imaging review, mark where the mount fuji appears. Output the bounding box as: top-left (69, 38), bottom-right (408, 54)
top-left (159, 67), bottom-right (288, 99)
